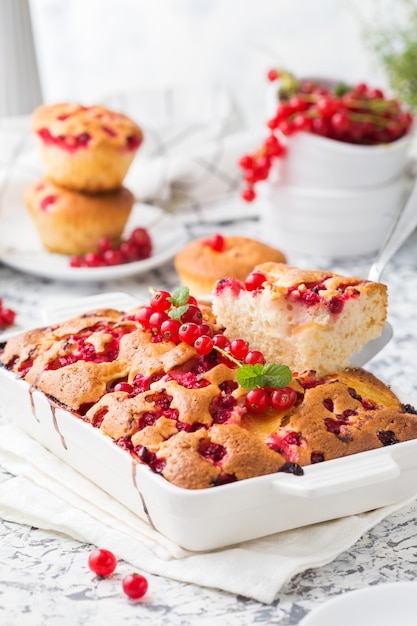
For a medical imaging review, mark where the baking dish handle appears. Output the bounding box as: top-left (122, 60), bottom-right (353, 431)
top-left (273, 454), bottom-right (400, 497)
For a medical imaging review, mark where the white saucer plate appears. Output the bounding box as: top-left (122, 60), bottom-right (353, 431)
top-left (0, 202), bottom-right (187, 282)
top-left (300, 581), bottom-right (417, 626)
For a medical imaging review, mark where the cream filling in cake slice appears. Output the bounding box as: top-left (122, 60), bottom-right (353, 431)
top-left (212, 262), bottom-right (388, 377)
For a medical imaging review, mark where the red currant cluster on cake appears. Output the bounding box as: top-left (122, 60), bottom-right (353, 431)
top-left (239, 70), bottom-right (414, 201)
top-left (0, 299), bottom-right (16, 330)
top-left (135, 283), bottom-right (296, 414)
top-left (69, 227), bottom-right (152, 268)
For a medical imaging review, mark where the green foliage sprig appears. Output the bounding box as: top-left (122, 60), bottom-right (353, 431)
top-left (361, 0), bottom-right (417, 111)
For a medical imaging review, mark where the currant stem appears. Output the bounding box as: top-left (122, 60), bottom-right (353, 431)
top-left (213, 345), bottom-right (242, 367)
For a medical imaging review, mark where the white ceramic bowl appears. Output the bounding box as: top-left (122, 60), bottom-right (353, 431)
top-left (2, 344), bottom-right (417, 552)
top-left (259, 176), bottom-right (407, 259)
top-left (273, 130), bottom-right (412, 189)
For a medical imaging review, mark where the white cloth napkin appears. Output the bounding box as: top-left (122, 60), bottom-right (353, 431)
top-left (0, 84), bottom-right (263, 221)
top-left (0, 422), bottom-right (413, 604)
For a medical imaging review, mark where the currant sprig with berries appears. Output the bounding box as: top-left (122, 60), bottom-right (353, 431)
top-left (137, 282), bottom-right (297, 413)
top-left (240, 69), bottom-right (414, 202)
top-left (69, 227), bottom-right (152, 268)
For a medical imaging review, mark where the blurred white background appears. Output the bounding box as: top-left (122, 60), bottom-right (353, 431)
top-left (27, 0), bottom-right (392, 126)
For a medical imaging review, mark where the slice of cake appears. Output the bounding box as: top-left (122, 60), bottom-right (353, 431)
top-left (212, 262), bottom-right (388, 377)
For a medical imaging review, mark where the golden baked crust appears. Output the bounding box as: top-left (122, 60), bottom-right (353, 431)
top-left (24, 179), bottom-right (134, 255)
top-left (1, 304), bottom-right (416, 491)
top-left (30, 103), bottom-right (143, 192)
top-left (174, 236), bottom-right (287, 295)
top-left (31, 103), bottom-right (143, 150)
top-left (212, 262), bottom-right (388, 377)
top-left (266, 368), bottom-right (413, 466)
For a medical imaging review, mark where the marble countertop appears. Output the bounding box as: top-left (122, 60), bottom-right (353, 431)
top-left (1, 214), bottom-right (417, 625)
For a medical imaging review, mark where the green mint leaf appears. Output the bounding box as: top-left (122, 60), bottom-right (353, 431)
top-left (237, 362), bottom-right (292, 390)
top-left (169, 286), bottom-right (190, 307)
top-left (262, 363), bottom-right (293, 389)
top-left (237, 363), bottom-right (266, 390)
top-left (168, 304), bottom-right (189, 320)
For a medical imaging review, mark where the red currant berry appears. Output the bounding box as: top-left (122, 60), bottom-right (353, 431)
top-left (316, 96), bottom-right (337, 118)
top-left (160, 318), bottom-right (181, 343)
top-left (120, 240), bottom-right (139, 262)
top-left (179, 322), bottom-right (201, 345)
top-left (122, 573), bottom-right (148, 600)
top-left (244, 272), bottom-right (266, 291)
top-left (267, 116), bottom-right (280, 130)
top-left (113, 382), bottom-right (134, 394)
top-left (244, 168), bottom-right (260, 184)
top-left (355, 82), bottom-right (368, 95)
top-left (150, 290), bottom-right (172, 312)
top-left (238, 154), bottom-right (254, 169)
top-left (194, 335), bottom-right (214, 355)
top-left (97, 236), bottom-right (113, 253)
top-left (199, 322), bottom-right (214, 338)
top-left (244, 351), bottom-right (265, 365)
top-left (330, 110), bottom-right (350, 134)
top-left (263, 133), bottom-right (278, 151)
top-left (278, 120), bottom-right (295, 136)
top-left (229, 338), bottom-right (249, 360)
top-left (84, 252), bottom-right (104, 268)
top-left (0, 307), bottom-right (15, 327)
top-left (270, 386), bottom-right (297, 410)
top-left (136, 306), bottom-right (154, 328)
top-left (205, 233), bottom-right (225, 252)
top-left (367, 87), bottom-right (384, 99)
top-left (181, 304), bottom-right (203, 325)
top-left (311, 116), bottom-right (332, 137)
top-left (267, 68), bottom-right (280, 82)
top-left (69, 255), bottom-right (84, 268)
top-left (212, 334), bottom-right (230, 349)
top-left (288, 95), bottom-right (308, 112)
top-left (148, 311), bottom-right (169, 332)
top-left (245, 388), bottom-right (270, 413)
top-left (293, 113), bottom-right (312, 132)
top-left (88, 548), bottom-right (117, 577)
top-left (241, 187), bottom-right (256, 202)
top-left (187, 295), bottom-right (198, 305)
top-left (103, 248), bottom-right (124, 266)
top-left (129, 227), bottom-right (152, 259)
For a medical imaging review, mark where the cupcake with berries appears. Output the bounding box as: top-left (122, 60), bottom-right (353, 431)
top-left (31, 103), bottom-right (143, 192)
top-left (25, 101), bottom-right (154, 267)
top-left (174, 233), bottom-right (286, 295)
top-left (24, 179), bottom-right (135, 256)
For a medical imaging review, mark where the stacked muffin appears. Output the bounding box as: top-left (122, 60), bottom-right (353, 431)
top-left (25, 103), bottom-right (143, 256)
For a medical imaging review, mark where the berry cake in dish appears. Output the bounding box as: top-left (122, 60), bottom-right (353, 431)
top-left (1, 287), bottom-right (416, 491)
top-left (24, 179), bottom-right (134, 255)
top-left (174, 234), bottom-right (287, 296)
top-left (31, 103), bottom-right (143, 192)
top-left (212, 262), bottom-right (388, 377)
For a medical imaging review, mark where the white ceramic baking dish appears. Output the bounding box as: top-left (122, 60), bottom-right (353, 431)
top-left (1, 295), bottom-right (417, 552)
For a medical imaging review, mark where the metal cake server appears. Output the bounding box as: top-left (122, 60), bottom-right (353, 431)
top-left (368, 178), bottom-right (417, 283)
top-left (354, 177), bottom-right (417, 366)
